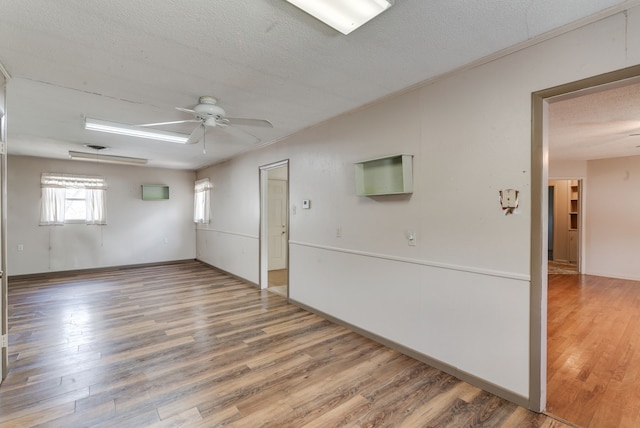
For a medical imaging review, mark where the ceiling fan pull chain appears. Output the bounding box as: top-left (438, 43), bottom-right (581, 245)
top-left (202, 125), bottom-right (207, 154)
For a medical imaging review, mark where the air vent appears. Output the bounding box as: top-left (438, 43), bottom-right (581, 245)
top-left (84, 144), bottom-right (108, 151)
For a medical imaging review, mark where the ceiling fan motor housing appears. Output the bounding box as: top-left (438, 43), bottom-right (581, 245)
top-left (194, 96), bottom-right (225, 121)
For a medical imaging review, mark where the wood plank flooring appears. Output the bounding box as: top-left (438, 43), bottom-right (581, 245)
top-left (267, 269), bottom-right (287, 287)
top-left (0, 261), bottom-right (568, 427)
top-left (267, 269), bottom-right (288, 297)
top-left (547, 273), bottom-right (640, 427)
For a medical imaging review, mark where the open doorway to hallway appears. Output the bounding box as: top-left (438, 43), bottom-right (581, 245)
top-left (533, 66), bottom-right (640, 426)
top-left (259, 160), bottom-right (289, 298)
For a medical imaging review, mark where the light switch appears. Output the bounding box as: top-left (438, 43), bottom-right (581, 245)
top-left (407, 231), bottom-right (416, 246)
top-left (302, 199), bottom-right (311, 209)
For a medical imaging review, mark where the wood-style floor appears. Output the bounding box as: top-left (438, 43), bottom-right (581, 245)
top-left (267, 269), bottom-right (287, 287)
top-left (0, 261), bottom-right (568, 427)
top-left (547, 273), bottom-right (640, 427)
top-left (267, 269), bottom-right (288, 297)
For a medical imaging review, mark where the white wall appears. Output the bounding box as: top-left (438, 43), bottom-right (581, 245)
top-left (8, 155), bottom-right (196, 275)
top-left (195, 155), bottom-right (264, 283)
top-left (586, 155), bottom-right (640, 280)
top-left (549, 160), bottom-right (587, 178)
top-left (196, 7), bottom-right (640, 402)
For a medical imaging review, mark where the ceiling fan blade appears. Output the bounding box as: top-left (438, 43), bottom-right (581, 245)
top-left (225, 117), bottom-right (273, 128)
top-left (218, 124), bottom-right (260, 144)
top-left (176, 107), bottom-right (196, 114)
top-left (138, 119), bottom-right (198, 127)
top-left (186, 124), bottom-right (205, 144)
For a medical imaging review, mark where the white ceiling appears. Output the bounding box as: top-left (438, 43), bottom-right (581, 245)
top-left (549, 78), bottom-right (640, 161)
top-left (0, 0), bottom-right (638, 169)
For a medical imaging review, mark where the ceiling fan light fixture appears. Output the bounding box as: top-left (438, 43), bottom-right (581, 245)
top-left (84, 118), bottom-right (190, 144)
top-left (286, 0), bottom-right (393, 35)
top-left (69, 150), bottom-right (148, 165)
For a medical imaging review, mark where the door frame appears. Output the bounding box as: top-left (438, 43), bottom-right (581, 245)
top-left (0, 67), bottom-right (7, 383)
top-left (259, 159), bottom-right (289, 291)
top-left (530, 64), bottom-right (640, 412)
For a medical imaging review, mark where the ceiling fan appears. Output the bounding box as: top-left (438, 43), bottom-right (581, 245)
top-left (140, 96), bottom-right (273, 145)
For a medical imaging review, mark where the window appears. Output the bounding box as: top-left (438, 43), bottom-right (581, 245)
top-left (65, 187), bottom-right (87, 221)
top-left (40, 173), bottom-right (107, 225)
top-left (194, 178), bottom-right (212, 224)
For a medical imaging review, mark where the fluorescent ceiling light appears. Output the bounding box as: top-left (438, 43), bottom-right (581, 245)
top-left (84, 118), bottom-right (189, 144)
top-left (286, 0), bottom-right (393, 35)
top-left (69, 150), bottom-right (148, 165)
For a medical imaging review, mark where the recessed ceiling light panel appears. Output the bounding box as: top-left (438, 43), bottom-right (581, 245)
top-left (84, 118), bottom-right (190, 144)
top-left (286, 0), bottom-right (393, 35)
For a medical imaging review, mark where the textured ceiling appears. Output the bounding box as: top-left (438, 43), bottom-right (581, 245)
top-left (549, 79), bottom-right (640, 161)
top-left (0, 0), bottom-right (637, 169)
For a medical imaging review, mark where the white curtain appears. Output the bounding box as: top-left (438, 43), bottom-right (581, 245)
top-left (40, 173), bottom-right (107, 225)
top-left (194, 178), bottom-right (211, 224)
top-left (85, 188), bottom-right (107, 225)
top-left (40, 186), bottom-right (66, 225)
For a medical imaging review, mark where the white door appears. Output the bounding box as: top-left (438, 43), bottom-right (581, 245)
top-left (268, 179), bottom-right (287, 270)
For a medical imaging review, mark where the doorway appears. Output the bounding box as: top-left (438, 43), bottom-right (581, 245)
top-left (259, 160), bottom-right (289, 297)
top-left (531, 64), bottom-right (640, 415)
top-left (547, 180), bottom-right (580, 275)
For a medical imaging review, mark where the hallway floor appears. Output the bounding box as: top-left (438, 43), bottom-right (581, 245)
top-left (547, 273), bottom-right (640, 427)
